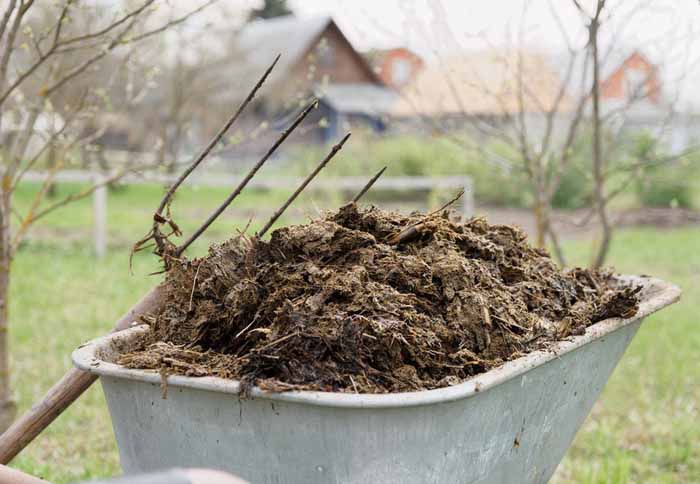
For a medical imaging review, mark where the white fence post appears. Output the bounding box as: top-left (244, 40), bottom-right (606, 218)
top-left (92, 173), bottom-right (107, 259)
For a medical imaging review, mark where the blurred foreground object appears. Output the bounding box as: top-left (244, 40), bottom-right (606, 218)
top-left (0, 464), bottom-right (45, 484)
top-left (0, 465), bottom-right (248, 484)
top-left (85, 468), bottom-right (248, 484)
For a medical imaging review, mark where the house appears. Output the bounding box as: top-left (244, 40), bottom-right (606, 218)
top-left (388, 48), bottom-right (700, 153)
top-left (393, 50), bottom-right (571, 118)
top-left (214, 15), bottom-right (398, 154)
top-left (365, 47), bottom-right (424, 90)
top-left (601, 51), bottom-right (661, 106)
top-left (597, 50), bottom-right (666, 126)
top-left (391, 50), bottom-right (573, 142)
top-left (598, 50), bottom-right (700, 151)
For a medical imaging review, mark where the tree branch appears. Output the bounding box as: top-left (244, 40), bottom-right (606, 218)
top-left (0, 0), bottom-right (18, 45)
top-left (0, 0), bottom-right (215, 107)
top-left (58, 0), bottom-right (155, 47)
top-left (0, 0), bottom-right (34, 95)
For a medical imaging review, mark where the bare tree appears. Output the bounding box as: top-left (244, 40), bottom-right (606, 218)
top-left (0, 0), bottom-right (214, 430)
top-left (397, 0), bottom-right (697, 268)
top-left (147, 27), bottom-right (232, 173)
top-left (576, 0), bottom-right (610, 268)
top-left (397, 33), bottom-right (589, 263)
top-left (566, 0), bottom-right (697, 267)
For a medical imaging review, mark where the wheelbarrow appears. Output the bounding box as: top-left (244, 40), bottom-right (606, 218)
top-left (72, 275), bottom-right (680, 484)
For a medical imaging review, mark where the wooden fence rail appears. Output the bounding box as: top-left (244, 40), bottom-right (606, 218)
top-left (22, 171), bottom-right (474, 257)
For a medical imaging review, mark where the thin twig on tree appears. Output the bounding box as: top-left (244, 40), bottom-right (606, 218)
top-left (0, 0), bottom-right (217, 108)
top-left (26, 168), bottom-right (150, 226)
top-left (59, 1), bottom-right (156, 47)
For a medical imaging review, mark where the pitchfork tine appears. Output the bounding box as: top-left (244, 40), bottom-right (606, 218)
top-left (352, 165), bottom-right (387, 203)
top-left (176, 99), bottom-right (320, 256)
top-left (257, 132), bottom-right (352, 238)
top-left (155, 54), bottom-right (280, 220)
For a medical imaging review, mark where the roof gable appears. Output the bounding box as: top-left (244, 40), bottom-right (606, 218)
top-left (602, 51), bottom-right (656, 84)
top-left (233, 16), bottom-right (383, 90)
top-left (236, 16), bottom-right (331, 81)
top-left (600, 50), bottom-right (660, 104)
top-left (312, 21), bottom-right (384, 85)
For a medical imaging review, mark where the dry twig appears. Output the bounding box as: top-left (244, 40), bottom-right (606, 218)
top-left (387, 189), bottom-right (464, 245)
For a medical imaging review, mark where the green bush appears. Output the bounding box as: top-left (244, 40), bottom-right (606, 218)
top-left (636, 166), bottom-right (694, 208)
top-left (286, 134), bottom-right (531, 208)
top-left (550, 158), bottom-right (591, 209)
top-left (551, 167), bottom-right (590, 209)
top-left (629, 132), bottom-right (696, 209)
top-left (465, 158), bottom-right (530, 207)
top-left (288, 134), bottom-right (463, 177)
top-left (287, 128), bottom-right (700, 211)
top-left (549, 130), bottom-right (596, 210)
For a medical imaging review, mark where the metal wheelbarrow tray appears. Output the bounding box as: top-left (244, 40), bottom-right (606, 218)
top-left (73, 275), bottom-right (680, 484)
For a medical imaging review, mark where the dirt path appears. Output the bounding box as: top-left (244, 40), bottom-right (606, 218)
top-left (476, 206), bottom-right (700, 240)
top-left (22, 205), bottom-right (700, 249)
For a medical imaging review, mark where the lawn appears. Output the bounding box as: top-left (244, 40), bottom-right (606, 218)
top-left (12, 179), bottom-right (448, 254)
top-left (12, 180), bottom-right (342, 254)
top-left (4, 203), bottom-right (699, 482)
top-left (553, 228), bottom-right (700, 483)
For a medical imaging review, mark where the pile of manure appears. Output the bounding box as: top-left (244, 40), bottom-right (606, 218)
top-left (119, 203), bottom-right (639, 394)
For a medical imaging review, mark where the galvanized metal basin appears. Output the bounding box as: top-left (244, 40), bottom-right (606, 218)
top-left (73, 276), bottom-right (679, 484)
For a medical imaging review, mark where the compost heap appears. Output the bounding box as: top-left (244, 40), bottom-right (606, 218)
top-left (119, 203), bottom-right (640, 393)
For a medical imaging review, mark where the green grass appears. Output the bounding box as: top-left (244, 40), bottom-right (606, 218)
top-left (553, 228), bottom-right (700, 483)
top-left (12, 180), bottom-right (456, 256)
top-left (8, 247), bottom-right (153, 481)
top-left (13, 181), bottom-right (345, 255)
top-left (4, 206), bottom-right (699, 482)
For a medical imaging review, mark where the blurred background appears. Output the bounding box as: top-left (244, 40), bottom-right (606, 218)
top-left (0, 0), bottom-right (698, 482)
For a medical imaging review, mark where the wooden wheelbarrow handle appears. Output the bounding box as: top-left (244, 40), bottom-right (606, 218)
top-left (0, 285), bottom-right (165, 464)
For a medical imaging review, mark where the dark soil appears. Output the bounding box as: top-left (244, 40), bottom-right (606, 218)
top-left (119, 203), bottom-right (639, 394)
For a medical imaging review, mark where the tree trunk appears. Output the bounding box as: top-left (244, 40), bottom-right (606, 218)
top-left (533, 184), bottom-right (568, 266)
top-left (589, 13), bottom-right (612, 269)
top-left (532, 188), bottom-right (549, 249)
top-left (0, 197), bottom-right (16, 432)
top-left (533, 202), bottom-right (545, 248)
top-left (547, 223), bottom-right (567, 267)
top-left (46, 142), bottom-right (58, 198)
